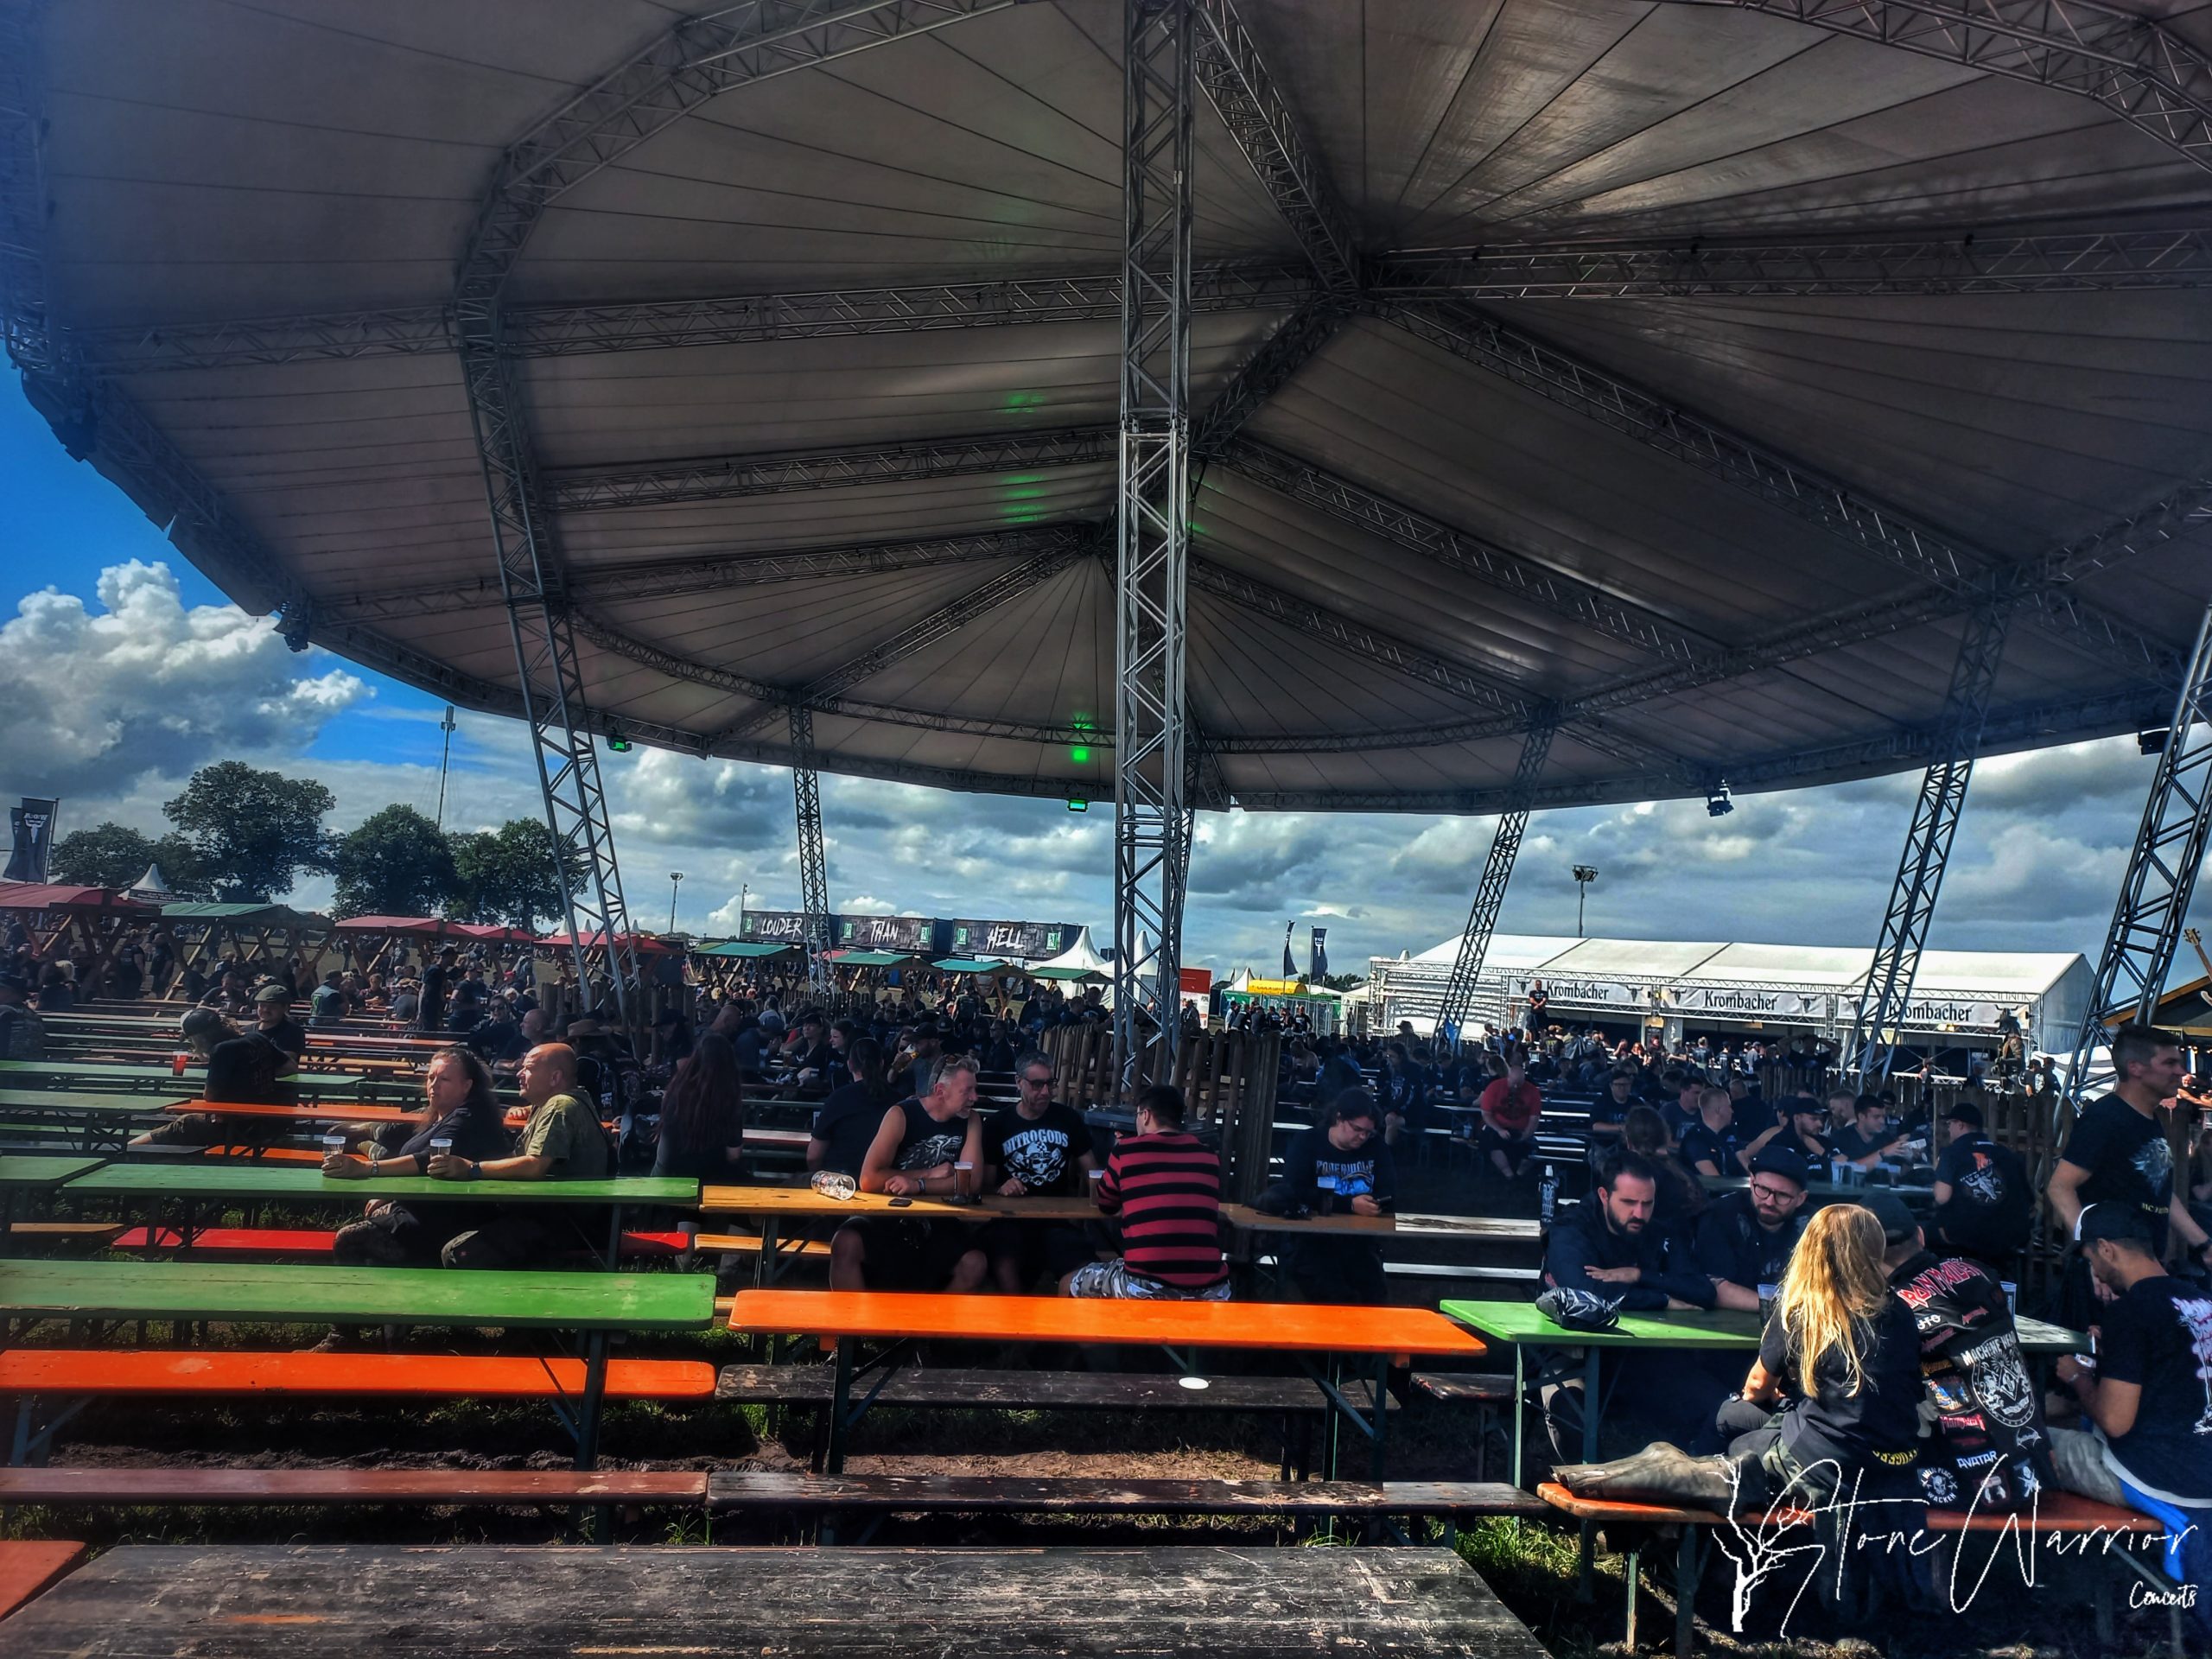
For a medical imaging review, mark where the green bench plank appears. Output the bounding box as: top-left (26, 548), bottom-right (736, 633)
top-left (63, 1165), bottom-right (699, 1208)
top-left (1440, 1297), bottom-right (2087, 1355)
top-left (0, 1257), bottom-right (715, 1329)
top-left (0, 1061), bottom-right (366, 1101)
top-left (0, 1091), bottom-right (179, 1116)
top-left (0, 1156), bottom-right (109, 1189)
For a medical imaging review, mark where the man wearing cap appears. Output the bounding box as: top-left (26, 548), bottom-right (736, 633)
top-left (1876, 1189), bottom-right (2055, 1516)
top-left (1739, 1096), bottom-right (1830, 1167)
top-left (250, 982), bottom-right (308, 1071)
top-left (901, 1022), bottom-right (943, 1103)
top-left (2050, 1205), bottom-right (2212, 1613)
top-left (1692, 1145), bottom-right (1811, 1312)
top-left (0, 970), bottom-right (44, 1060)
top-left (1929, 1101), bottom-right (2031, 1267)
top-left (132, 1005), bottom-right (299, 1146)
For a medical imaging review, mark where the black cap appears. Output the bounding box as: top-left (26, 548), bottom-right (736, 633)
top-left (1859, 1191), bottom-right (1920, 1247)
top-left (1783, 1095), bottom-right (1824, 1119)
top-left (2076, 1203), bottom-right (2154, 1246)
top-left (1749, 1145), bottom-right (1810, 1187)
top-left (1943, 1101), bottom-right (1984, 1128)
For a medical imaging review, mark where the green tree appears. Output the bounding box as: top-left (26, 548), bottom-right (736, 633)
top-left (161, 760), bottom-right (335, 902)
top-left (449, 817), bottom-right (585, 931)
top-left (331, 804), bottom-right (459, 919)
top-left (49, 822), bottom-right (157, 889)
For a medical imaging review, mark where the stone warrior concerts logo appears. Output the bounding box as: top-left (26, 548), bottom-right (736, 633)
top-left (1712, 1459), bottom-right (2190, 1636)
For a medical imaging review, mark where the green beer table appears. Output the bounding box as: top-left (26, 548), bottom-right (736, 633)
top-left (0, 1156), bottom-right (111, 1252)
top-left (63, 1166), bottom-right (700, 1268)
top-left (0, 1091), bottom-right (180, 1154)
top-left (0, 1256), bottom-right (715, 1468)
top-left (1441, 1298), bottom-right (2088, 1489)
top-left (0, 1059), bottom-right (372, 1103)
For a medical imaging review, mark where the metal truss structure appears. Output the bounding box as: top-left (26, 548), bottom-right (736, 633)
top-left (1842, 603), bottom-right (2014, 1081)
top-left (1371, 227), bottom-right (2212, 299)
top-left (788, 704), bottom-right (835, 997)
top-left (1432, 721), bottom-right (1559, 1047)
top-left (1113, 0), bottom-right (1194, 1088)
top-left (2062, 601), bottom-right (2212, 1113)
top-left (1658, 0), bottom-right (2212, 172)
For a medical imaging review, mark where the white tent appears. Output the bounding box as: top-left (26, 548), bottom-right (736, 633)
top-left (1030, 926), bottom-right (1109, 982)
top-left (128, 864), bottom-right (175, 905)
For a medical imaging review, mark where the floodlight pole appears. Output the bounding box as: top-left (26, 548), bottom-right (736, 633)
top-left (1112, 0), bottom-right (1194, 1094)
top-left (1433, 720), bottom-right (1558, 1050)
top-left (1573, 865), bottom-right (1598, 938)
top-left (790, 705), bottom-right (834, 999)
top-left (2062, 601), bottom-right (2212, 1117)
top-left (1842, 602), bottom-right (2013, 1082)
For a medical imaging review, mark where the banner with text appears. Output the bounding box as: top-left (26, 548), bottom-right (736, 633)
top-left (3, 798), bottom-right (58, 884)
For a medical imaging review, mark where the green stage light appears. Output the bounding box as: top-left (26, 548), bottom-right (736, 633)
top-left (1070, 745), bottom-right (1090, 764)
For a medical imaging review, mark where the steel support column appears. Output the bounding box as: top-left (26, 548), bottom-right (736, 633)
top-left (789, 704), bottom-right (834, 1000)
top-left (1433, 721), bottom-right (1559, 1048)
top-left (1843, 602), bottom-right (2014, 1081)
top-left (1113, 0), bottom-right (1194, 1090)
top-left (2062, 601), bottom-right (2212, 1114)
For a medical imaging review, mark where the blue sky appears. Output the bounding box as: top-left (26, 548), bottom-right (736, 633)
top-left (0, 372), bottom-right (2187, 976)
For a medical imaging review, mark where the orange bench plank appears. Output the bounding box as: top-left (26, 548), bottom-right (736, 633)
top-left (112, 1226), bottom-right (690, 1258)
top-left (0, 1541), bottom-right (85, 1623)
top-left (0, 1469), bottom-right (703, 1504)
top-left (0, 1351), bottom-right (717, 1399)
top-left (1535, 1480), bottom-right (2164, 1535)
top-left (727, 1288), bottom-right (1486, 1359)
top-left (166, 1101), bottom-right (418, 1122)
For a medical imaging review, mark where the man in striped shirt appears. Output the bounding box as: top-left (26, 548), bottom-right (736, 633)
top-left (1061, 1084), bottom-right (1230, 1301)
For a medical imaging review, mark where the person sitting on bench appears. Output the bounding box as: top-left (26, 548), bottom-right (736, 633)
top-left (1063, 1084), bottom-right (1229, 1301)
top-left (1928, 1101), bottom-right (2031, 1268)
top-left (1277, 1089), bottom-right (1395, 1304)
top-left (1676, 1086), bottom-right (1743, 1180)
top-left (1478, 1055), bottom-right (1542, 1179)
top-left (132, 1001), bottom-right (300, 1147)
top-left (1693, 1144), bottom-right (1809, 1312)
top-left (1557, 1201), bottom-right (1923, 1514)
top-left (425, 1041), bottom-right (612, 1269)
top-left (2049, 1203), bottom-right (2212, 1618)
top-left (830, 1053), bottom-right (988, 1293)
top-left (1545, 1149), bottom-right (1714, 1313)
top-left (980, 1050), bottom-right (1099, 1294)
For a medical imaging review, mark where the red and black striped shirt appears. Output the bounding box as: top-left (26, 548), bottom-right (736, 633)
top-left (1099, 1129), bottom-right (1226, 1291)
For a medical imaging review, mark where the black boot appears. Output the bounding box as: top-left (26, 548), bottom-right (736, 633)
top-left (1554, 1441), bottom-right (1738, 1507)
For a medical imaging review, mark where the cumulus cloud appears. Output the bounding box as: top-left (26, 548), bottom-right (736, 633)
top-left (0, 561), bottom-right (366, 796)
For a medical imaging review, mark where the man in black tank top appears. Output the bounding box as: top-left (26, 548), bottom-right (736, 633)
top-left (829, 1054), bottom-right (988, 1292)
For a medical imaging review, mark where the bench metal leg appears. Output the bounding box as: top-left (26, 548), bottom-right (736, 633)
top-left (1674, 1525), bottom-right (1704, 1659)
top-left (1509, 1343), bottom-right (1526, 1489)
top-left (1623, 1542), bottom-right (1639, 1651)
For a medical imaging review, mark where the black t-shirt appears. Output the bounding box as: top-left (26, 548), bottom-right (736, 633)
top-left (1677, 1120), bottom-right (1741, 1178)
top-left (254, 1015), bottom-right (306, 1065)
top-left (1281, 1125), bottom-right (1399, 1209)
top-left (982, 1101), bottom-right (1093, 1197)
top-left (465, 1016), bottom-right (528, 1064)
top-left (396, 1098), bottom-right (512, 1163)
top-left (1830, 1122), bottom-right (1901, 1164)
top-left (891, 1096), bottom-right (969, 1172)
top-left (810, 1082), bottom-right (885, 1179)
top-left (1691, 1189), bottom-right (1802, 1290)
top-left (1889, 1250), bottom-right (2054, 1512)
top-left (1758, 1295), bottom-right (1924, 1471)
top-left (2061, 1096), bottom-right (2173, 1252)
top-left (204, 1035), bottom-right (296, 1106)
top-left (2097, 1274), bottom-right (2212, 1505)
top-left (418, 963), bottom-right (450, 1027)
top-left (1932, 1132), bottom-right (2031, 1255)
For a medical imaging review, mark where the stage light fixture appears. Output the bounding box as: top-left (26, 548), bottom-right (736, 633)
top-left (2139, 728), bottom-right (2171, 755)
top-left (1705, 781), bottom-right (1733, 817)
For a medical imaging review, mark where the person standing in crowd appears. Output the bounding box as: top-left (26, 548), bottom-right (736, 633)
top-left (2050, 1205), bottom-right (2212, 1618)
top-left (1376, 1041), bottom-right (1427, 1149)
top-left (836, 1054), bottom-right (988, 1292)
top-left (1694, 1145), bottom-right (1811, 1312)
top-left (980, 1050), bottom-right (1098, 1294)
top-left (309, 970), bottom-right (346, 1027)
top-left (2049, 1024), bottom-right (2210, 1271)
top-left (427, 1042), bottom-right (612, 1268)
top-left (652, 1031), bottom-right (747, 1182)
top-left (416, 945), bottom-right (456, 1033)
top-left (1064, 1084), bottom-right (1227, 1301)
top-left (1928, 1100), bottom-right (2031, 1267)
top-left (1277, 1090), bottom-right (1396, 1304)
top-left (1523, 979), bottom-right (1549, 1040)
top-left (1478, 1053), bottom-right (1542, 1179)
top-left (0, 970), bottom-right (44, 1059)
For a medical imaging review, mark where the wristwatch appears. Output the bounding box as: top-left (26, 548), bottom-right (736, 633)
top-left (366, 1157), bottom-right (381, 1177)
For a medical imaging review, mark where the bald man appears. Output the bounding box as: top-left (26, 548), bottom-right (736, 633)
top-left (429, 1042), bottom-right (613, 1269)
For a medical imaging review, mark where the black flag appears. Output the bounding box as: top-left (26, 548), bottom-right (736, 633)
top-left (1281, 920), bottom-right (1296, 978)
top-left (4, 798), bottom-right (57, 884)
top-left (1310, 926), bottom-right (1328, 980)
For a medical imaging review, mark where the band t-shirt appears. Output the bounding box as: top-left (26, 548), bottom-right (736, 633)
top-left (1758, 1295), bottom-right (1924, 1472)
top-left (2094, 1274), bottom-right (2212, 1507)
top-left (1478, 1077), bottom-right (1541, 1134)
top-left (1932, 1131), bottom-right (2032, 1256)
top-left (983, 1100), bottom-right (1093, 1197)
top-left (892, 1096), bottom-right (969, 1172)
top-left (2061, 1096), bottom-right (2173, 1253)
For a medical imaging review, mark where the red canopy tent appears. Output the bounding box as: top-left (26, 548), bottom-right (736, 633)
top-left (0, 882), bottom-right (158, 990)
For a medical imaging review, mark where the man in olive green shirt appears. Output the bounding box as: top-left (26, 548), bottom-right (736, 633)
top-left (430, 1042), bottom-right (612, 1268)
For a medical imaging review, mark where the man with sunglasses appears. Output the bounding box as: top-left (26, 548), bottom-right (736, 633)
top-left (1279, 1090), bottom-right (1398, 1303)
top-left (981, 1051), bottom-right (1101, 1293)
top-left (1692, 1145), bottom-right (1811, 1312)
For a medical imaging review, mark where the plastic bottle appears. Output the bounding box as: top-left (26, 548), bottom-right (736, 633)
top-left (1538, 1163), bottom-right (1559, 1224)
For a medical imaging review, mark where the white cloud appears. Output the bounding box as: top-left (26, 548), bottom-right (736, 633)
top-left (839, 894), bottom-right (897, 915)
top-left (0, 560), bottom-right (367, 796)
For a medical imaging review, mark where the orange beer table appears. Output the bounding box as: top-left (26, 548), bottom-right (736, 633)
top-left (727, 1287), bottom-right (1486, 1478)
top-left (702, 1182), bottom-right (1101, 1287)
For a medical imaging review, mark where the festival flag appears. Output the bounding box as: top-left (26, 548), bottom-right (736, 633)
top-left (4, 798), bottom-right (57, 883)
top-left (1309, 925), bottom-right (1328, 980)
top-left (1281, 920), bottom-right (1296, 978)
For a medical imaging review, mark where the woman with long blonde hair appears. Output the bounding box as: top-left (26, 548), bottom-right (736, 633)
top-left (1556, 1200), bottom-right (1924, 1510)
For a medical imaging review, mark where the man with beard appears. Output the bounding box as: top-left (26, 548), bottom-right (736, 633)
top-left (835, 1053), bottom-right (988, 1293)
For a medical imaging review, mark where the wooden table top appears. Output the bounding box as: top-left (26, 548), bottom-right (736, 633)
top-left (728, 1288), bottom-right (1488, 1357)
top-left (0, 1259), bottom-right (715, 1330)
top-left (1, 1544), bottom-right (1542, 1657)
top-left (0, 1089), bottom-right (186, 1116)
top-left (0, 1060), bottom-right (366, 1099)
top-left (702, 1182), bottom-right (1100, 1222)
top-left (1443, 1297), bottom-right (2088, 1355)
top-left (162, 1099), bottom-right (420, 1122)
top-left (63, 1164), bottom-right (699, 1208)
